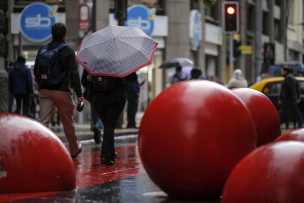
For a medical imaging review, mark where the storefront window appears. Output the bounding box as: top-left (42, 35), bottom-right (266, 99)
top-left (15, 0), bottom-right (65, 5)
top-left (127, 0), bottom-right (165, 15)
top-left (14, 0), bottom-right (65, 12)
top-left (109, 0), bottom-right (165, 15)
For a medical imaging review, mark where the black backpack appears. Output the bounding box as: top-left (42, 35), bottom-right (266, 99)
top-left (35, 43), bottom-right (68, 87)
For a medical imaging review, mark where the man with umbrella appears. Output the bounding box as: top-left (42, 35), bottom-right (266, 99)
top-left (78, 25), bottom-right (157, 165)
top-left (81, 70), bottom-right (125, 165)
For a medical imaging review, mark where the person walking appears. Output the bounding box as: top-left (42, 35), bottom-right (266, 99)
top-left (171, 65), bottom-right (187, 84)
top-left (227, 69), bottom-right (248, 89)
top-left (190, 68), bottom-right (204, 80)
top-left (279, 66), bottom-right (303, 129)
top-left (33, 22), bottom-right (83, 158)
top-left (125, 72), bottom-right (141, 128)
top-left (9, 56), bottom-right (33, 117)
top-left (81, 70), bottom-right (126, 166)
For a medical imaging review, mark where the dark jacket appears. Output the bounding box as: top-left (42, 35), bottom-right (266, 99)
top-left (280, 73), bottom-right (299, 101)
top-left (81, 70), bottom-right (125, 102)
top-left (9, 63), bottom-right (33, 96)
top-left (33, 40), bottom-right (82, 97)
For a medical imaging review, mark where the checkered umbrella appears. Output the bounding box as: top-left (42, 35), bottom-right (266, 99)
top-left (76, 25), bottom-right (158, 78)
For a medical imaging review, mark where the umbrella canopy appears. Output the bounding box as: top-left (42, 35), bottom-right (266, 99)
top-left (160, 57), bottom-right (194, 68)
top-left (76, 25), bottom-right (158, 78)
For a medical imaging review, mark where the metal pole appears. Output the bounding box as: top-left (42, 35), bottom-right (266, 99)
top-left (18, 32), bottom-right (22, 56)
top-left (255, 0), bottom-right (263, 81)
top-left (229, 34), bottom-right (233, 78)
top-left (92, 0), bottom-right (96, 32)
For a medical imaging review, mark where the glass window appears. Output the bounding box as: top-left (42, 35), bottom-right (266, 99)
top-left (247, 5), bottom-right (255, 31)
top-left (204, 2), bottom-right (218, 21)
top-left (262, 82), bottom-right (281, 95)
top-left (274, 19), bottom-right (281, 41)
top-left (127, 0), bottom-right (165, 15)
top-left (299, 82), bottom-right (304, 95)
top-left (263, 11), bottom-right (269, 35)
top-left (15, 0), bottom-right (65, 5)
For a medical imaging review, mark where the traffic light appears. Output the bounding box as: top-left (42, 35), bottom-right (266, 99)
top-left (223, 2), bottom-right (239, 33)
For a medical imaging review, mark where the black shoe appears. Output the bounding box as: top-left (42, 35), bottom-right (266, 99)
top-left (71, 144), bottom-right (82, 158)
top-left (101, 157), bottom-right (115, 166)
top-left (112, 152), bottom-right (118, 159)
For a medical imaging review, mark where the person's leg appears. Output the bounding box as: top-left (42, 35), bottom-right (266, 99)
top-left (39, 90), bottom-right (56, 127)
top-left (14, 95), bottom-right (22, 115)
top-left (280, 102), bottom-right (288, 129)
top-left (22, 94), bottom-right (31, 117)
top-left (8, 93), bottom-right (14, 113)
top-left (52, 91), bottom-right (80, 156)
top-left (91, 104), bottom-right (102, 144)
top-left (126, 90), bottom-right (138, 128)
top-left (95, 97), bottom-right (125, 165)
top-left (293, 102), bottom-right (303, 128)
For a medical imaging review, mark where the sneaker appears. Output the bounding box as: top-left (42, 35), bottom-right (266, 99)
top-left (101, 157), bottom-right (115, 166)
top-left (71, 144), bottom-right (82, 158)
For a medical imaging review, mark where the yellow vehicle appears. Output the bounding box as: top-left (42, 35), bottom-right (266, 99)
top-left (250, 77), bottom-right (304, 115)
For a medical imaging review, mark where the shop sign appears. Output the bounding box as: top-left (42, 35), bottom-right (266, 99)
top-left (189, 10), bottom-right (202, 48)
top-left (20, 2), bottom-right (56, 42)
top-left (125, 5), bottom-right (155, 36)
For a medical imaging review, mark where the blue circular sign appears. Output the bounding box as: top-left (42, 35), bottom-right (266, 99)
top-left (20, 3), bottom-right (56, 42)
top-left (190, 10), bottom-right (202, 48)
top-left (125, 5), bottom-right (154, 36)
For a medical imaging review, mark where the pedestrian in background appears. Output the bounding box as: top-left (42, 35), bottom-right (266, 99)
top-left (125, 72), bottom-right (141, 128)
top-left (9, 56), bottom-right (33, 117)
top-left (34, 22), bottom-right (83, 158)
top-left (7, 61), bottom-right (15, 113)
top-left (81, 70), bottom-right (126, 166)
top-left (91, 105), bottom-right (103, 144)
top-left (227, 69), bottom-right (248, 89)
top-left (190, 68), bottom-right (204, 80)
top-left (171, 65), bottom-right (187, 84)
top-left (279, 66), bottom-right (303, 129)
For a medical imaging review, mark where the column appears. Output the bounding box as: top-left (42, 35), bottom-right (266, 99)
top-left (165, 0), bottom-right (191, 59)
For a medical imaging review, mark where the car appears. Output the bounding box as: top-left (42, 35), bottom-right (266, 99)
top-left (250, 76), bottom-right (304, 117)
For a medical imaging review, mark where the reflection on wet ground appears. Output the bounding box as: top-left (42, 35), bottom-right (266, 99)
top-left (0, 136), bottom-right (220, 203)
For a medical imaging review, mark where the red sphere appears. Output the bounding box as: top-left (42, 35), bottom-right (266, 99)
top-left (232, 88), bottom-right (281, 146)
top-left (138, 81), bottom-right (257, 199)
top-left (0, 114), bottom-right (76, 193)
top-left (222, 142), bottom-right (304, 203)
top-left (275, 128), bottom-right (304, 142)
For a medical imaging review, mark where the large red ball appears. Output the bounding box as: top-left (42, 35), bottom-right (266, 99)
top-left (222, 142), bottom-right (304, 203)
top-left (232, 88), bottom-right (281, 146)
top-left (138, 81), bottom-right (257, 199)
top-left (0, 114), bottom-right (76, 193)
top-left (275, 128), bottom-right (304, 142)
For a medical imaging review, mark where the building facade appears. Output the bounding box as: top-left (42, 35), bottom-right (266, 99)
top-left (1, 0), bottom-right (304, 113)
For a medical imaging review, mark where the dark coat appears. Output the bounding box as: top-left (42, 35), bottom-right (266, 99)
top-left (280, 73), bottom-right (299, 102)
top-left (9, 63), bottom-right (33, 96)
top-left (33, 40), bottom-right (83, 97)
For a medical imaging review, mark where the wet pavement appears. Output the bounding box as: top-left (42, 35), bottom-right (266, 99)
top-left (0, 135), bottom-right (220, 203)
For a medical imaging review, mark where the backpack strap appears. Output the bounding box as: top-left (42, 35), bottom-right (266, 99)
top-left (55, 43), bottom-right (68, 51)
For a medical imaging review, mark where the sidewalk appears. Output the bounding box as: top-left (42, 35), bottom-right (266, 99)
top-left (50, 124), bottom-right (138, 142)
top-left (50, 112), bottom-right (144, 142)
